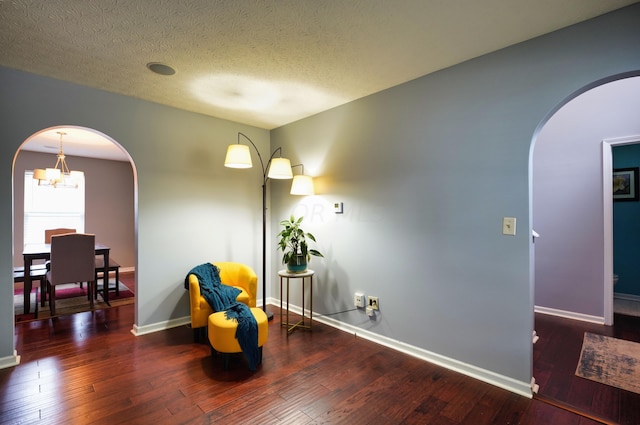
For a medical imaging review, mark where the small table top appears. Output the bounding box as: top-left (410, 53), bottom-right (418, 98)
top-left (278, 269), bottom-right (314, 278)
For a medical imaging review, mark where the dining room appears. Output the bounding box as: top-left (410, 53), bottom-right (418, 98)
top-left (12, 127), bottom-right (136, 321)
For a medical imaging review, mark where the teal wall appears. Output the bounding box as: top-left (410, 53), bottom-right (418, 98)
top-left (613, 144), bottom-right (640, 296)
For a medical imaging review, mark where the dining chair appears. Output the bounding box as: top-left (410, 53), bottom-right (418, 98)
top-left (44, 228), bottom-right (82, 289)
top-left (13, 264), bottom-right (48, 318)
top-left (95, 257), bottom-right (121, 300)
top-left (46, 233), bottom-right (96, 316)
top-left (44, 228), bottom-right (76, 243)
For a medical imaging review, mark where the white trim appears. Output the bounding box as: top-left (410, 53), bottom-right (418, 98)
top-left (602, 135), bottom-right (640, 326)
top-left (614, 292), bottom-right (640, 302)
top-left (131, 316), bottom-right (190, 336)
top-left (535, 305), bottom-right (604, 324)
top-left (281, 300), bottom-right (533, 398)
top-left (133, 298), bottom-right (533, 398)
top-left (0, 350), bottom-right (21, 370)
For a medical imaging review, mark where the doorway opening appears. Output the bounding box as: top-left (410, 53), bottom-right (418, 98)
top-left (604, 137), bottom-right (640, 324)
top-left (532, 74), bottom-right (640, 326)
top-left (12, 125), bottom-right (137, 325)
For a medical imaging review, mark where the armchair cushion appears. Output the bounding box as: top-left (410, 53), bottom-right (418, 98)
top-left (188, 262), bottom-right (258, 330)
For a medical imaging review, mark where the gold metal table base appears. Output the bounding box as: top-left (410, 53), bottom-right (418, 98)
top-left (278, 269), bottom-right (314, 336)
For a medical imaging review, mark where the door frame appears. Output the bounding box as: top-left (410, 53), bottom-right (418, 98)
top-left (602, 135), bottom-right (640, 325)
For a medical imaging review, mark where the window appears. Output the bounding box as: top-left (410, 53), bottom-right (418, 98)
top-left (23, 171), bottom-right (85, 245)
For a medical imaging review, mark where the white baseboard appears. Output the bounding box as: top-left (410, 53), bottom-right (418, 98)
top-left (131, 297), bottom-right (534, 398)
top-left (0, 350), bottom-right (21, 370)
top-left (276, 299), bottom-right (534, 399)
top-left (614, 292), bottom-right (640, 302)
top-left (131, 316), bottom-right (190, 336)
top-left (534, 305), bottom-right (605, 324)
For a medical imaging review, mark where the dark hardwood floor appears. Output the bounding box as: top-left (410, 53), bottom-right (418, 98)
top-left (533, 311), bottom-right (640, 425)
top-left (1, 277), bottom-right (615, 424)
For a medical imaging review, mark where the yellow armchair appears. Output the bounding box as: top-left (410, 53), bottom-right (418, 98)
top-left (188, 262), bottom-right (258, 341)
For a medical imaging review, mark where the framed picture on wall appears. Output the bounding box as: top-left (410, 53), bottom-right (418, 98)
top-left (613, 167), bottom-right (639, 201)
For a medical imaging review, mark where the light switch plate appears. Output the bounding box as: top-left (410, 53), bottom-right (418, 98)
top-left (333, 202), bottom-right (343, 214)
top-left (502, 217), bottom-right (516, 236)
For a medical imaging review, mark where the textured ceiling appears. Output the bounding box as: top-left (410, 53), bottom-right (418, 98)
top-left (1, 0), bottom-right (638, 158)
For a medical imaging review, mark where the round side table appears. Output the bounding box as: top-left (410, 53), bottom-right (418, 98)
top-left (278, 269), bottom-right (314, 335)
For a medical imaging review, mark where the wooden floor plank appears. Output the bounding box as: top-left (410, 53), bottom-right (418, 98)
top-left (534, 311), bottom-right (640, 425)
top-left (4, 272), bottom-right (636, 424)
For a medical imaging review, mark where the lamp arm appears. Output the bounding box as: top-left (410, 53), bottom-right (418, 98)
top-left (238, 132), bottom-right (267, 181)
top-left (291, 163), bottom-right (304, 175)
top-left (238, 132), bottom-right (285, 185)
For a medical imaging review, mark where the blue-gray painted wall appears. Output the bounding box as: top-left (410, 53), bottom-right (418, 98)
top-left (2, 4), bottom-right (640, 393)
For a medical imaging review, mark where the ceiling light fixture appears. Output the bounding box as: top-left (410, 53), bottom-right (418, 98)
top-left (147, 62), bottom-right (176, 76)
top-left (33, 131), bottom-right (84, 188)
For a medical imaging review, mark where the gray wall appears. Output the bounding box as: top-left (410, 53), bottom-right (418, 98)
top-left (13, 151), bottom-right (135, 269)
top-left (270, 5), bottom-right (640, 391)
top-left (2, 4), bottom-right (640, 395)
top-left (534, 77), bottom-right (640, 316)
top-left (1, 67), bottom-right (271, 363)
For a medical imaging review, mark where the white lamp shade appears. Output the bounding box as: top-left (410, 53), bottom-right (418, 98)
top-left (267, 157), bottom-right (293, 179)
top-left (290, 175), bottom-right (315, 195)
top-left (224, 144), bottom-right (253, 168)
top-left (46, 168), bottom-right (61, 181)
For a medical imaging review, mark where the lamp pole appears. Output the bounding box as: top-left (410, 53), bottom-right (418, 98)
top-left (237, 132), bottom-right (285, 321)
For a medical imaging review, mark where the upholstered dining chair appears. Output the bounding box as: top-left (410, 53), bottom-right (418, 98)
top-left (44, 228), bottom-right (76, 243)
top-left (44, 228), bottom-right (84, 290)
top-left (187, 262), bottom-right (258, 342)
top-left (46, 233), bottom-right (96, 316)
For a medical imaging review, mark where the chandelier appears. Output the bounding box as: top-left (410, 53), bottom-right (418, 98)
top-left (33, 131), bottom-right (84, 188)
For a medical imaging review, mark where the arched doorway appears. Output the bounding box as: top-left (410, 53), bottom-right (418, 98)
top-left (530, 73), bottom-right (640, 421)
top-left (12, 125), bottom-right (137, 323)
top-left (532, 74), bottom-right (640, 325)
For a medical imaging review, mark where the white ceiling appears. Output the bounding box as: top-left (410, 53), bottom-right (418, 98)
top-left (2, 0), bottom-right (637, 160)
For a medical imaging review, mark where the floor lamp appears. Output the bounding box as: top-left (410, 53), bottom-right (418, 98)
top-left (224, 132), bottom-right (312, 320)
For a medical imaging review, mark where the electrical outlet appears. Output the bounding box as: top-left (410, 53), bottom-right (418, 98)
top-left (368, 296), bottom-right (379, 310)
top-left (354, 292), bottom-right (365, 308)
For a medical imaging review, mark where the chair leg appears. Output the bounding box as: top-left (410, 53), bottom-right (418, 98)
top-left (40, 278), bottom-right (47, 307)
top-left (49, 283), bottom-right (56, 316)
top-left (115, 268), bottom-right (120, 296)
top-left (222, 353), bottom-right (230, 370)
top-left (34, 281), bottom-right (39, 320)
top-left (89, 281), bottom-right (95, 309)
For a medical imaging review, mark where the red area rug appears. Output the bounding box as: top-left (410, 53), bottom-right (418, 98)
top-left (14, 280), bottom-right (134, 323)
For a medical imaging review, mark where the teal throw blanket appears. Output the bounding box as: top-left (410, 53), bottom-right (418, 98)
top-left (187, 263), bottom-right (260, 370)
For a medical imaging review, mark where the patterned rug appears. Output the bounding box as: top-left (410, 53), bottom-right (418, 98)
top-left (14, 280), bottom-right (134, 323)
top-left (576, 332), bottom-right (640, 394)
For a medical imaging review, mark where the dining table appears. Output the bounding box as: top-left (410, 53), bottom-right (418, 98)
top-left (22, 242), bottom-right (110, 315)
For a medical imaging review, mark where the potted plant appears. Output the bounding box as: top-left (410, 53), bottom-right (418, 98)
top-left (277, 215), bottom-right (323, 273)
